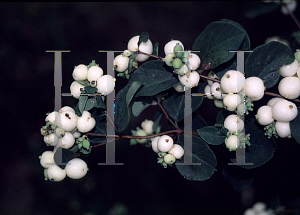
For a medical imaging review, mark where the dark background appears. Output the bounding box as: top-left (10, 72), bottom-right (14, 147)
top-left (1, 2), bottom-right (300, 215)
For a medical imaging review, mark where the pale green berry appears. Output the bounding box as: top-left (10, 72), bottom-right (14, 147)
top-left (172, 58), bottom-right (183, 70)
top-left (295, 50), bottom-right (300, 63)
top-left (123, 50), bottom-right (132, 57)
top-left (136, 129), bottom-right (147, 143)
top-left (164, 53), bottom-right (176, 67)
top-left (236, 103), bottom-right (245, 115)
top-left (214, 98), bottom-right (224, 108)
top-left (164, 154), bottom-right (176, 164)
top-left (164, 40), bottom-right (184, 56)
top-left (173, 44), bottom-right (184, 58)
top-left (173, 82), bottom-right (185, 92)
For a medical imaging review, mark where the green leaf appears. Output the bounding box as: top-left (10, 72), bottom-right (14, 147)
top-left (126, 81), bottom-right (142, 105)
top-left (138, 32), bottom-right (149, 47)
top-left (192, 19), bottom-right (250, 69)
top-left (152, 42), bottom-right (159, 56)
top-left (74, 102), bottom-right (81, 117)
top-left (290, 112), bottom-right (300, 144)
top-left (84, 97), bottom-right (96, 111)
top-left (54, 147), bottom-right (77, 169)
top-left (96, 96), bottom-right (106, 109)
top-left (176, 135), bottom-right (217, 181)
top-left (129, 60), bottom-right (178, 97)
top-left (84, 86), bottom-right (98, 94)
top-left (115, 84), bottom-right (131, 132)
top-left (245, 41), bottom-right (295, 89)
top-left (197, 126), bottom-right (225, 145)
top-left (76, 80), bottom-right (90, 87)
top-left (132, 101), bottom-right (151, 117)
top-left (220, 127), bottom-right (229, 136)
top-left (162, 82), bottom-right (205, 123)
top-left (230, 118), bottom-right (277, 169)
top-left (88, 60), bottom-right (97, 69)
top-left (78, 93), bottom-right (88, 114)
top-left (128, 52), bottom-right (138, 74)
top-left (215, 109), bottom-right (231, 125)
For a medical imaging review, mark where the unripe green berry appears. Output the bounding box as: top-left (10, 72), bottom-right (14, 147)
top-left (172, 58), bottom-right (183, 70)
top-left (164, 53), bottom-right (176, 67)
top-left (136, 129), bottom-right (147, 143)
top-left (164, 154), bottom-right (176, 164)
top-left (82, 139), bottom-right (90, 149)
top-left (173, 44), bottom-right (184, 58)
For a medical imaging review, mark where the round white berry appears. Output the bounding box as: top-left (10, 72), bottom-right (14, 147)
top-left (141, 119), bottom-right (154, 135)
top-left (220, 70), bottom-right (245, 93)
top-left (39, 151), bottom-right (55, 168)
top-left (114, 54), bottom-right (129, 72)
top-left (65, 158), bottom-right (88, 179)
top-left (173, 82), bottom-right (185, 92)
top-left (267, 97), bottom-right (284, 107)
top-left (224, 114), bottom-right (244, 133)
top-left (127, 35), bottom-right (153, 62)
top-left (60, 132), bottom-right (75, 149)
top-left (164, 40), bottom-right (184, 56)
top-left (178, 71), bottom-right (200, 88)
top-left (272, 99), bottom-right (297, 122)
top-left (87, 66), bottom-right (103, 83)
top-left (244, 208), bottom-right (256, 215)
top-left (59, 106), bottom-right (75, 114)
top-left (275, 121), bottom-right (291, 138)
top-left (278, 77), bottom-right (300, 99)
top-left (72, 131), bottom-right (81, 138)
top-left (186, 53), bottom-right (201, 70)
top-left (253, 202), bottom-right (267, 212)
top-left (244, 77), bottom-right (265, 101)
top-left (281, 0), bottom-right (297, 15)
top-left (204, 85), bottom-right (214, 99)
top-left (123, 50), bottom-right (132, 57)
top-left (255, 105), bottom-right (274, 126)
top-left (77, 111), bottom-right (96, 133)
top-left (168, 144), bottom-right (184, 159)
top-left (96, 75), bottom-right (115, 95)
top-left (136, 129), bottom-right (147, 144)
top-left (55, 127), bottom-right (65, 138)
top-left (151, 136), bottom-right (161, 153)
top-left (47, 164), bottom-right (66, 182)
top-left (210, 82), bottom-right (226, 99)
top-left (214, 98), bottom-right (224, 108)
top-left (278, 59), bottom-right (298, 77)
top-left (164, 53), bottom-right (176, 67)
top-left (164, 154), bottom-right (176, 165)
top-left (223, 94), bottom-right (242, 111)
top-left (45, 111), bottom-right (59, 124)
top-left (70, 81), bottom-right (85, 99)
top-left (55, 111), bottom-right (78, 132)
top-left (225, 135), bottom-right (240, 151)
top-left (157, 135), bottom-right (174, 152)
top-left (44, 133), bottom-right (59, 146)
top-left (207, 71), bottom-right (218, 86)
top-left (72, 64), bottom-right (88, 81)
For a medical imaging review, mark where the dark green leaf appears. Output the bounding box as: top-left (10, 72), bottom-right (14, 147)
top-left (132, 101), bottom-right (151, 117)
top-left (162, 82), bottom-right (205, 123)
top-left (76, 80), bottom-right (90, 87)
top-left (96, 96), bottom-right (106, 109)
top-left (54, 147), bottom-right (77, 169)
top-left (115, 84), bottom-right (131, 132)
top-left (176, 135), bottom-right (217, 181)
top-left (84, 86), bottom-right (98, 94)
top-left (78, 93), bottom-right (88, 114)
top-left (192, 19), bottom-right (250, 69)
top-left (126, 81), bottom-right (142, 105)
top-left (220, 127), bottom-right (229, 136)
top-left (129, 60), bottom-right (178, 97)
top-left (74, 102), bottom-right (82, 117)
top-left (197, 126), bottom-right (225, 145)
top-left (245, 41), bottom-right (294, 89)
top-left (215, 109), bottom-right (231, 125)
top-left (88, 60), bottom-right (97, 69)
top-left (84, 97), bottom-right (96, 111)
top-left (152, 42), bottom-right (159, 56)
top-left (230, 118), bottom-right (277, 169)
top-left (128, 52), bottom-right (138, 74)
top-left (290, 112), bottom-right (300, 144)
top-left (138, 32), bottom-right (149, 47)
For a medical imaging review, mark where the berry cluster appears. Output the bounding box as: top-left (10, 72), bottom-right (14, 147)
top-left (244, 202), bottom-right (275, 215)
top-left (130, 119), bottom-right (160, 145)
top-left (70, 61), bottom-right (115, 98)
top-left (151, 135), bottom-right (184, 168)
top-left (40, 106), bottom-right (96, 181)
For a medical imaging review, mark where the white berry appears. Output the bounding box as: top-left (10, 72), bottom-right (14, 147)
top-left (70, 81), bottom-right (85, 99)
top-left (157, 135), bottom-right (174, 152)
top-left (244, 77), bottom-right (265, 101)
top-left (164, 40), bottom-right (184, 56)
top-left (136, 129), bottom-right (147, 143)
top-left (45, 111), bottom-right (59, 124)
top-left (39, 151), bottom-right (55, 168)
top-left (244, 208), bottom-right (256, 215)
top-left (207, 71), bottom-right (218, 86)
top-left (168, 144), bottom-right (184, 159)
top-left (87, 66), bottom-right (103, 83)
top-left (178, 71), bottom-right (200, 88)
top-left (214, 98), bottom-right (224, 108)
top-left (59, 106), bottom-right (75, 114)
top-left (151, 136), bottom-right (161, 153)
top-left (275, 121), bottom-right (291, 138)
top-left (272, 99), bottom-right (297, 122)
top-left (72, 131), bottom-right (81, 138)
top-left (210, 82), bottom-right (226, 99)
top-left (204, 85), bottom-right (214, 99)
top-left (164, 154), bottom-right (176, 164)
top-left (281, 0), bottom-right (297, 15)
top-left (127, 35), bottom-right (153, 62)
top-left (255, 105), bottom-right (274, 125)
top-left (141, 119), bottom-right (154, 135)
top-left (224, 114), bottom-right (244, 133)
top-left (267, 97), bottom-right (284, 107)
top-left (223, 94), bottom-right (242, 111)
top-left (253, 202), bottom-right (267, 212)
top-left (114, 54), bottom-right (129, 72)
top-left (60, 132), bottom-right (75, 149)
top-left (72, 64), bottom-right (88, 81)
top-left (278, 76), bottom-right (300, 99)
top-left (220, 70), bottom-right (245, 93)
top-left (225, 135), bottom-right (240, 151)
top-left (96, 75), bottom-right (115, 95)
top-left (55, 111), bottom-right (78, 132)
top-left (186, 53), bottom-right (201, 70)
top-left (47, 164), bottom-right (66, 182)
top-left (77, 111), bottom-right (96, 133)
top-left (44, 133), bottom-right (59, 146)
top-left (65, 158), bottom-right (88, 179)
top-left (278, 59), bottom-right (298, 77)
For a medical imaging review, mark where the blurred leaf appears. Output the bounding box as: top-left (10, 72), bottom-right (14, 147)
top-left (126, 81), bottom-right (142, 105)
top-left (245, 2), bottom-right (280, 19)
top-left (197, 126), bottom-right (225, 145)
top-left (115, 84), bottom-right (131, 132)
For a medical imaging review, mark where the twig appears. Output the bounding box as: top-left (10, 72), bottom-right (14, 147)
top-left (138, 51), bottom-right (164, 60)
top-left (105, 110), bottom-right (119, 133)
top-left (157, 101), bottom-right (179, 130)
top-left (283, 3), bottom-right (300, 30)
